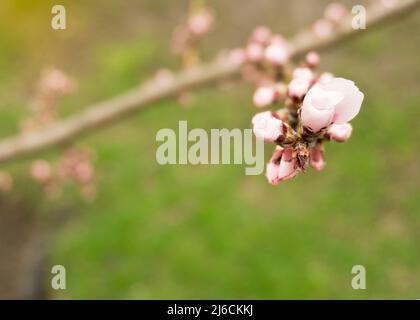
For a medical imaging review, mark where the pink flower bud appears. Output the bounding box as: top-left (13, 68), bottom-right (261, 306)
top-left (30, 160), bottom-right (53, 183)
top-left (75, 162), bottom-right (94, 184)
top-left (301, 77), bottom-right (363, 132)
top-left (188, 9), bottom-right (214, 36)
top-left (318, 72), bottom-right (334, 85)
top-left (278, 148), bottom-right (298, 181)
top-left (327, 123), bottom-right (353, 142)
top-left (324, 3), bottom-right (348, 23)
top-left (292, 67), bottom-right (315, 82)
top-left (252, 111), bottom-right (283, 142)
top-left (310, 143), bottom-right (326, 171)
top-left (251, 26), bottom-right (272, 45)
top-left (253, 86), bottom-right (276, 107)
top-left (312, 19), bottom-right (334, 39)
top-left (246, 43), bottom-right (264, 62)
top-left (39, 68), bottom-right (75, 96)
top-left (305, 51), bottom-right (320, 68)
top-left (287, 78), bottom-right (311, 99)
top-left (264, 42), bottom-right (290, 66)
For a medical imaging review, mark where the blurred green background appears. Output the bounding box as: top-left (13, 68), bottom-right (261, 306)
top-left (0, 0), bottom-right (419, 299)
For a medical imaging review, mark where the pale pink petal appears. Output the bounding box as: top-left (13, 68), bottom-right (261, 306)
top-left (327, 123), bottom-right (353, 142)
top-left (323, 78), bottom-right (364, 124)
top-left (278, 148), bottom-right (298, 180)
top-left (266, 162), bottom-right (280, 185)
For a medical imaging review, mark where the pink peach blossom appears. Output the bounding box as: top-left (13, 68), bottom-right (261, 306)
top-left (253, 86), bottom-right (276, 107)
top-left (301, 77), bottom-right (363, 132)
top-left (252, 111), bottom-right (283, 142)
top-left (310, 143), bottom-right (326, 171)
top-left (327, 123), bottom-right (353, 142)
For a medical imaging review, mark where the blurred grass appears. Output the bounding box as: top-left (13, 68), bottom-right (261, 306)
top-left (0, 0), bottom-right (419, 299)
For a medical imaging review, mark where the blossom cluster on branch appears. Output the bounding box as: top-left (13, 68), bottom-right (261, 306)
top-left (231, 5), bottom-right (364, 185)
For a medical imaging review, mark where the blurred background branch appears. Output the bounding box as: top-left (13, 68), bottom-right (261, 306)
top-left (0, 0), bottom-right (418, 164)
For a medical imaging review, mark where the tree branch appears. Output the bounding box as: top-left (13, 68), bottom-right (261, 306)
top-left (0, 0), bottom-right (419, 163)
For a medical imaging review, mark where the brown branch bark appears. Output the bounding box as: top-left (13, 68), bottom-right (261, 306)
top-left (0, 0), bottom-right (419, 163)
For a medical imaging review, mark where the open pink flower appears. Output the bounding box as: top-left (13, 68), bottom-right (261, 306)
top-left (310, 143), bottom-right (326, 171)
top-left (252, 111), bottom-right (283, 142)
top-left (253, 86), bottom-right (276, 107)
top-left (300, 77), bottom-right (364, 132)
top-left (327, 123), bottom-right (353, 142)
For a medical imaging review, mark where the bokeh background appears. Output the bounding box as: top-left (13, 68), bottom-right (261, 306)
top-left (0, 0), bottom-right (419, 299)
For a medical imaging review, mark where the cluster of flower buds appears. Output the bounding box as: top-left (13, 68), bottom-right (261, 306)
top-left (20, 67), bottom-right (76, 133)
top-left (30, 148), bottom-right (96, 201)
top-left (241, 23), bottom-right (364, 185)
top-left (171, 6), bottom-right (214, 67)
